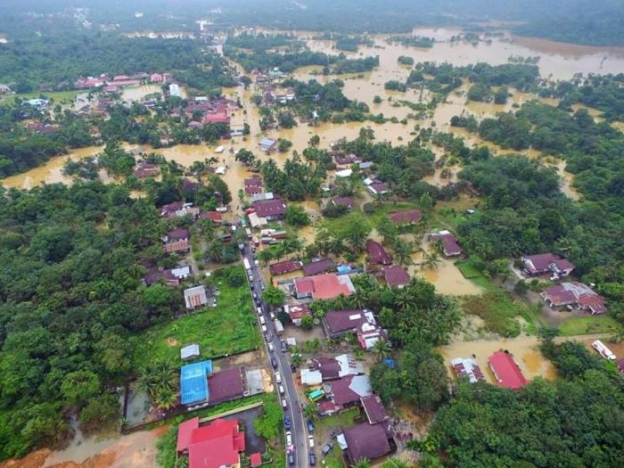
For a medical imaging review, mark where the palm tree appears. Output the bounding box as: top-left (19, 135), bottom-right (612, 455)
top-left (430, 239), bottom-right (445, 256)
top-left (154, 387), bottom-right (178, 411)
top-left (421, 251), bottom-right (440, 270)
top-left (354, 458), bottom-right (371, 468)
top-left (371, 339), bottom-right (392, 363)
top-left (303, 403), bottom-right (318, 420)
top-left (381, 459), bottom-right (411, 468)
top-left (610, 326), bottom-right (624, 344)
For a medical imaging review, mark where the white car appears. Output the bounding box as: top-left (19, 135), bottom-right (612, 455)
top-left (275, 371), bottom-right (282, 384)
top-left (279, 385), bottom-right (285, 395)
top-left (268, 342), bottom-right (275, 353)
top-left (286, 431), bottom-right (292, 445)
top-left (308, 435), bottom-right (315, 448)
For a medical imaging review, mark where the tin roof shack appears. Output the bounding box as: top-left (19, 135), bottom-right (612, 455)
top-left (450, 357), bottom-right (485, 383)
top-left (184, 285), bottom-right (209, 310)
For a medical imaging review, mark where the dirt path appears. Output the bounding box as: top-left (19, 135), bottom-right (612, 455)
top-left (0, 428), bottom-right (166, 468)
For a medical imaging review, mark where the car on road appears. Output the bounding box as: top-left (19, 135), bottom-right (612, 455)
top-left (281, 398), bottom-right (288, 409)
top-left (307, 419), bottom-right (315, 433)
top-left (268, 342), bottom-right (275, 352)
top-left (253, 292), bottom-right (257, 299)
top-left (261, 283), bottom-right (265, 290)
top-left (285, 431), bottom-right (292, 445)
top-left (261, 325), bottom-right (267, 334)
top-left (275, 371), bottom-right (282, 383)
top-left (283, 416), bottom-right (291, 429)
top-left (264, 332), bottom-right (272, 341)
top-left (308, 435), bottom-right (315, 448)
top-left (280, 340), bottom-right (287, 352)
top-left (309, 451), bottom-right (317, 466)
top-left (279, 385), bottom-right (285, 395)
top-left (271, 358), bottom-right (278, 369)
top-left (322, 443), bottom-right (334, 456)
top-left (287, 451), bottom-right (295, 466)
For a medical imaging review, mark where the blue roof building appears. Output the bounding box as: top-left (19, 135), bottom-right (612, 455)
top-left (180, 360), bottom-right (213, 405)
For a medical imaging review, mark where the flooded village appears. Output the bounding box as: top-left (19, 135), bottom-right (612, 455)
top-left (2, 18), bottom-right (624, 468)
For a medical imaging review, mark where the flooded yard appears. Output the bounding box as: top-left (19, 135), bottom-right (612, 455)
top-left (436, 335), bottom-right (558, 383)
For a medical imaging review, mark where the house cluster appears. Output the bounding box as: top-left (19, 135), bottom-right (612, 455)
top-left (74, 72), bottom-right (170, 91)
top-left (522, 253), bottom-right (607, 315)
top-left (175, 357), bottom-right (266, 467)
top-left (300, 354), bottom-right (396, 464)
top-left (133, 162), bottom-right (160, 179)
top-left (260, 84), bottom-right (296, 105)
top-left (450, 351), bottom-right (528, 390)
top-left (253, 67), bottom-right (287, 85)
top-left (172, 96), bottom-right (238, 129)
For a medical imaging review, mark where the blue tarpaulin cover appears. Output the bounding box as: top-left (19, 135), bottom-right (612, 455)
top-left (180, 360), bottom-right (213, 405)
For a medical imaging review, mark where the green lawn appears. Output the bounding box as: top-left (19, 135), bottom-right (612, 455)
top-left (130, 278), bottom-right (260, 370)
top-left (462, 272), bottom-right (542, 337)
top-left (456, 260), bottom-right (482, 279)
top-left (559, 314), bottom-right (618, 337)
top-left (0, 90), bottom-right (82, 106)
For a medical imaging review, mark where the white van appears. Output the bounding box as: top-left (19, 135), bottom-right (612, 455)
top-left (259, 316), bottom-right (266, 325)
top-left (275, 371), bottom-right (282, 384)
top-left (262, 325), bottom-right (267, 333)
top-left (281, 398), bottom-right (288, 409)
top-left (279, 385), bottom-right (285, 395)
top-left (268, 342), bottom-right (275, 353)
top-left (257, 307), bottom-right (263, 315)
top-left (308, 435), bottom-right (315, 449)
top-left (286, 431), bottom-right (292, 445)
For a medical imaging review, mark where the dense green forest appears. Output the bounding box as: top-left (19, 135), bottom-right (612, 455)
top-left (0, 182), bottom-right (177, 458)
top-left (1, 0), bottom-right (623, 46)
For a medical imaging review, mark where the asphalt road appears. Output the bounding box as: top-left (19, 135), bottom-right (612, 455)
top-left (240, 239), bottom-right (308, 467)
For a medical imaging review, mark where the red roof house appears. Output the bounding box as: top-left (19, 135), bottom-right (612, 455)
top-left (285, 303), bottom-right (312, 326)
top-left (134, 162), bottom-right (160, 178)
top-left (331, 197), bottom-right (355, 209)
top-left (269, 260), bottom-right (303, 276)
top-left (488, 351), bottom-right (528, 390)
top-left (199, 211), bottom-right (223, 224)
top-left (293, 274), bottom-right (354, 300)
top-left (389, 209), bottom-right (422, 226)
top-left (163, 229), bottom-right (190, 253)
top-left (366, 240), bottom-right (392, 265)
top-left (302, 258), bottom-right (335, 276)
top-left (250, 453), bottom-right (262, 467)
top-left (541, 281), bottom-right (606, 315)
top-left (252, 198), bottom-right (287, 220)
top-left (244, 177), bottom-right (263, 195)
top-left (177, 418), bottom-right (246, 468)
top-left (382, 265), bottom-right (410, 288)
top-left (203, 113), bottom-right (230, 125)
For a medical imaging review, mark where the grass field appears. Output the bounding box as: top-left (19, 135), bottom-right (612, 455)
top-left (559, 314), bottom-right (618, 337)
top-left (131, 274), bottom-right (260, 370)
top-left (0, 90), bottom-right (82, 106)
top-left (456, 260), bottom-right (482, 279)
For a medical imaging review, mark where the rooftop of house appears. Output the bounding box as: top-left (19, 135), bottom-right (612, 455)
top-left (330, 374), bottom-right (372, 405)
top-left (324, 309), bottom-right (376, 335)
top-left (185, 418), bottom-right (246, 468)
top-left (294, 273), bottom-right (354, 300)
top-left (269, 260), bottom-right (303, 276)
top-left (184, 285), bottom-right (209, 310)
top-left (253, 198), bottom-right (287, 218)
top-left (180, 360), bottom-right (213, 405)
top-left (302, 258), bottom-right (335, 276)
top-left (286, 303), bottom-right (312, 320)
top-left (312, 354), bottom-right (364, 380)
top-left (389, 209), bottom-right (422, 225)
top-left (167, 228), bottom-right (190, 241)
top-left (361, 394), bottom-right (388, 425)
top-left (207, 368), bottom-right (245, 404)
top-left (382, 265), bottom-right (410, 287)
top-left (542, 281), bottom-right (606, 314)
top-left (450, 357), bottom-right (485, 384)
top-left (523, 253), bottom-right (575, 274)
top-left (366, 239), bottom-right (392, 265)
top-left (488, 351), bottom-right (528, 390)
top-left (331, 197), bottom-right (355, 208)
top-left (343, 423), bottom-right (391, 464)
top-left (430, 230), bottom-right (463, 256)
top-left (199, 211), bottom-right (223, 223)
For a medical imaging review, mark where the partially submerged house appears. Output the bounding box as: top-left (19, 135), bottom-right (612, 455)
top-left (366, 239), bottom-right (392, 266)
top-left (389, 209), bottom-right (422, 226)
top-left (382, 265), bottom-right (410, 288)
top-left (259, 138), bottom-right (277, 153)
top-left (134, 162), bottom-right (160, 178)
top-left (244, 177), bottom-right (263, 195)
top-left (252, 197), bottom-right (287, 221)
top-left (541, 281), bottom-right (606, 315)
top-left (302, 258), bottom-right (335, 276)
top-left (522, 253), bottom-right (575, 279)
top-left (160, 202), bottom-right (200, 219)
top-left (450, 357), bottom-right (486, 384)
top-left (331, 197), bottom-right (356, 209)
top-left (488, 351), bottom-right (528, 390)
top-left (430, 230), bottom-right (463, 257)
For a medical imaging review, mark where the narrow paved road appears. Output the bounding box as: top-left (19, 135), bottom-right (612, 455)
top-left (240, 236), bottom-right (308, 467)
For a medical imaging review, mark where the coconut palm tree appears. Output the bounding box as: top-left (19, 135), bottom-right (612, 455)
top-left (421, 251), bottom-right (440, 270)
top-left (381, 459), bottom-right (411, 468)
top-left (303, 403), bottom-right (319, 421)
top-left (371, 339), bottom-right (392, 363)
top-left (154, 387), bottom-right (178, 411)
top-left (609, 326), bottom-right (624, 344)
top-left (354, 458), bottom-right (371, 468)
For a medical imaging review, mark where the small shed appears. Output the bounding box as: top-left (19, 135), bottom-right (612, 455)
top-left (181, 344), bottom-right (200, 360)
